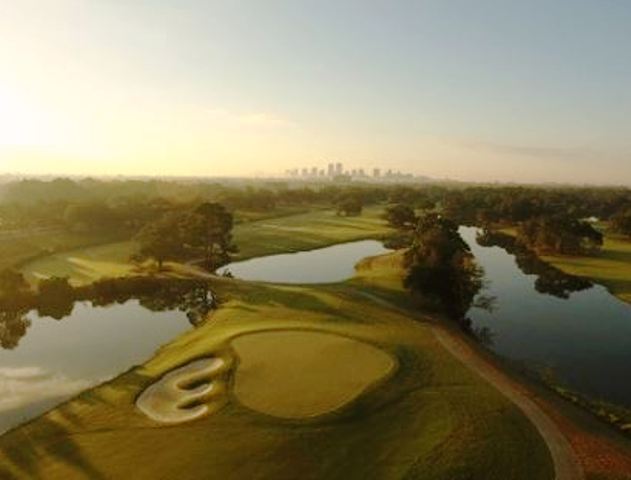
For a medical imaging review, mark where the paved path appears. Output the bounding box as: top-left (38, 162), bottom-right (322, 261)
top-left (354, 289), bottom-right (584, 480)
top-left (432, 327), bottom-right (583, 480)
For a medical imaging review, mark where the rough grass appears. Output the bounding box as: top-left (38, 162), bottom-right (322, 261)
top-left (0, 264), bottom-right (553, 479)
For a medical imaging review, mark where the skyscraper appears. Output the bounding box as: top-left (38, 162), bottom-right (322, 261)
top-left (335, 163), bottom-right (343, 175)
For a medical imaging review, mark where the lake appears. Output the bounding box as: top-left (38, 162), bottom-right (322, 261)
top-left (0, 300), bottom-right (190, 433)
top-left (463, 226), bottom-right (631, 408)
top-left (218, 240), bottom-right (391, 283)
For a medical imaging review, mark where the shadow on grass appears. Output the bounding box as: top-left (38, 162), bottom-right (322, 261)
top-left (0, 370), bottom-right (152, 479)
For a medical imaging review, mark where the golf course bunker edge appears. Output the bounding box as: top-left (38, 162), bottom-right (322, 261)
top-left (136, 357), bottom-right (230, 423)
top-left (231, 329), bottom-right (396, 419)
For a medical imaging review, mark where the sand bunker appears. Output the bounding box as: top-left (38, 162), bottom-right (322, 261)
top-left (231, 330), bottom-right (395, 419)
top-left (136, 357), bottom-right (229, 423)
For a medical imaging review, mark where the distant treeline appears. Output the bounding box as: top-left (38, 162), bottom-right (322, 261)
top-left (2, 177), bottom-right (631, 239)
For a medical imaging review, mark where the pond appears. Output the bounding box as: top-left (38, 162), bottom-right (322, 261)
top-left (0, 299), bottom-right (191, 434)
top-left (218, 240), bottom-right (391, 284)
top-left (463, 226), bottom-right (631, 409)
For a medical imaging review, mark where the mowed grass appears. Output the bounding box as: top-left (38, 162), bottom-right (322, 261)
top-left (19, 206), bottom-right (392, 285)
top-left (232, 205), bottom-right (392, 260)
top-left (0, 228), bottom-right (120, 272)
top-left (20, 241), bottom-right (137, 286)
top-left (0, 273), bottom-right (553, 480)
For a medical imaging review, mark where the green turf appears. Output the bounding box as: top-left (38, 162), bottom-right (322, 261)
top-left (232, 205), bottom-right (392, 261)
top-left (0, 228), bottom-right (124, 272)
top-left (0, 273), bottom-right (553, 479)
top-left (20, 241), bottom-right (138, 286)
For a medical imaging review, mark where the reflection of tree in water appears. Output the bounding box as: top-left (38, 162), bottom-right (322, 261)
top-left (86, 278), bottom-right (217, 326)
top-left (1, 278), bottom-right (217, 349)
top-left (0, 310), bottom-right (31, 350)
top-left (137, 282), bottom-right (215, 326)
top-left (476, 230), bottom-right (593, 299)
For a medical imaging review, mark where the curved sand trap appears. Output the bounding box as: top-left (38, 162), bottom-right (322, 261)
top-left (231, 330), bottom-right (395, 419)
top-left (137, 357), bottom-right (229, 423)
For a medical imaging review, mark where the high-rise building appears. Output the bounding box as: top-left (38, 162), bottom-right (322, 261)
top-left (301, 168), bottom-right (309, 177)
top-left (373, 168), bottom-right (381, 178)
top-left (327, 163), bottom-right (334, 176)
top-left (335, 163), bottom-right (343, 175)
top-left (311, 167), bottom-right (318, 176)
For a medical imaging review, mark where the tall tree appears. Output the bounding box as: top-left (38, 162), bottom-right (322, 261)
top-left (134, 212), bottom-right (187, 270)
top-left (188, 202), bottom-right (235, 270)
top-left (404, 214), bottom-right (482, 322)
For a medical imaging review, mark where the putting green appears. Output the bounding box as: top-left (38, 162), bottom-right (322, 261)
top-left (231, 329), bottom-right (396, 419)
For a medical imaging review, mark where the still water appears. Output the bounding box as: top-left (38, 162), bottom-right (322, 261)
top-left (218, 240), bottom-right (390, 283)
top-left (463, 226), bottom-right (631, 408)
top-left (0, 301), bottom-right (189, 433)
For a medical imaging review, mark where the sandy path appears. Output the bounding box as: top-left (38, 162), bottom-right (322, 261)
top-left (354, 289), bottom-right (584, 480)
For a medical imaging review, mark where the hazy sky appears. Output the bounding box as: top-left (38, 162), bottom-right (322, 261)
top-left (1, 0), bottom-right (631, 184)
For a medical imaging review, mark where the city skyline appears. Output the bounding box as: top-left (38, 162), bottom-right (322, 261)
top-left (2, 1), bottom-right (631, 185)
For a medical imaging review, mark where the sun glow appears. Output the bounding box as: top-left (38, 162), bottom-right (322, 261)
top-left (0, 86), bottom-right (58, 148)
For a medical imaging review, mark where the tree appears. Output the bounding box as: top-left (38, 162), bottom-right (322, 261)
top-left (611, 209), bottom-right (631, 238)
top-left (187, 202), bottom-right (235, 270)
top-left (384, 204), bottom-right (417, 229)
top-left (335, 196), bottom-right (363, 216)
top-left (404, 214), bottom-right (482, 322)
top-left (517, 215), bottom-right (603, 255)
top-left (134, 212), bottom-right (187, 270)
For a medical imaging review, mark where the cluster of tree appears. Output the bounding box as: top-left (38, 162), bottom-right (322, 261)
top-left (610, 209), bottom-right (631, 238)
top-left (384, 204), bottom-right (417, 229)
top-left (334, 194), bottom-right (364, 216)
top-left (441, 186), bottom-right (631, 226)
top-left (134, 202), bottom-right (235, 270)
top-left (516, 216), bottom-right (603, 255)
top-left (404, 213), bottom-right (483, 323)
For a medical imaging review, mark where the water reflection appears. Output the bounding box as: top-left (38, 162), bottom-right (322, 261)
top-left (463, 226), bottom-right (631, 409)
top-left (476, 229), bottom-right (593, 299)
top-left (0, 278), bottom-right (215, 433)
top-left (0, 311), bottom-right (30, 350)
